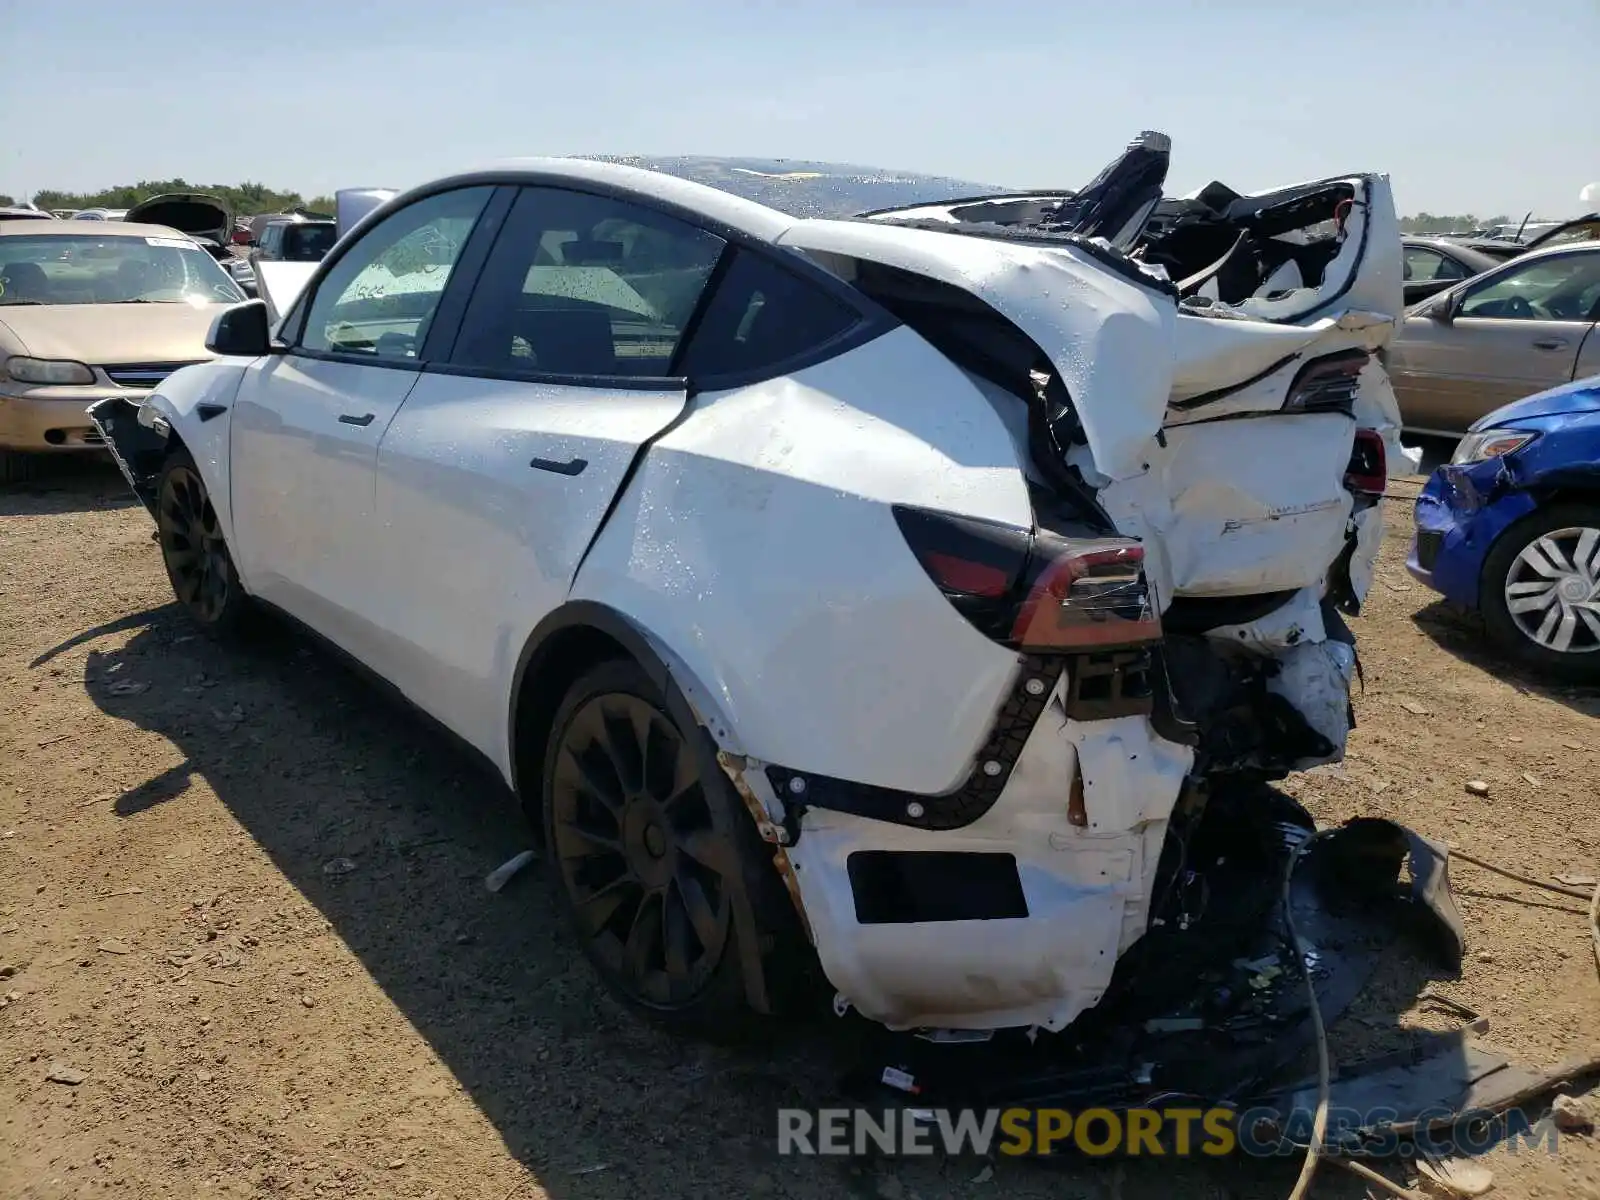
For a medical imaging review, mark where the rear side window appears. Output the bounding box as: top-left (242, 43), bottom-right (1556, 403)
top-left (676, 247), bottom-right (860, 381)
top-left (448, 186), bottom-right (725, 378)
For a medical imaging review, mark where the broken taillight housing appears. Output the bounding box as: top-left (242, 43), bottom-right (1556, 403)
top-left (892, 506), bottom-right (1161, 651)
top-left (1282, 348), bottom-right (1369, 415)
top-left (1344, 428), bottom-right (1387, 497)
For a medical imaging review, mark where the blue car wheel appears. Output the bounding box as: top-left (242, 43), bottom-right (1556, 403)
top-left (1481, 502), bottom-right (1600, 681)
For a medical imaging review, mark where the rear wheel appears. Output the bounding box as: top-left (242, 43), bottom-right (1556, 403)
top-left (0, 448), bottom-right (37, 484)
top-left (155, 449), bottom-right (251, 636)
top-left (1481, 502), bottom-right (1600, 681)
top-left (542, 659), bottom-right (808, 1036)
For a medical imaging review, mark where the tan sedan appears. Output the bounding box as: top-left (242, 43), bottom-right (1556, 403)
top-left (1388, 241), bottom-right (1600, 436)
top-left (0, 220), bottom-right (247, 481)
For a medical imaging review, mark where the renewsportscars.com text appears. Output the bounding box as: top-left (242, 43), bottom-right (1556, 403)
top-left (777, 1106), bottom-right (1557, 1158)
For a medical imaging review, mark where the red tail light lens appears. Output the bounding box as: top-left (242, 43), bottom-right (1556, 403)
top-left (1283, 349), bottom-right (1369, 415)
top-left (1011, 538), bottom-right (1161, 650)
top-left (892, 506), bottom-right (1161, 651)
top-left (1344, 428), bottom-right (1386, 497)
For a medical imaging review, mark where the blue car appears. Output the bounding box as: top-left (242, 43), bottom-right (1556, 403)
top-left (1410, 373), bottom-right (1600, 680)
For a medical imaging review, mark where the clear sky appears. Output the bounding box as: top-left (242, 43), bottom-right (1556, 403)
top-left (3, 0), bottom-right (1596, 217)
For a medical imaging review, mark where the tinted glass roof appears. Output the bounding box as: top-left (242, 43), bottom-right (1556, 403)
top-left (580, 155), bottom-right (1004, 218)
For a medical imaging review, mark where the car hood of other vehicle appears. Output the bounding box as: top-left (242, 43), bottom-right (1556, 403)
top-left (0, 302), bottom-right (223, 364)
top-left (1472, 373), bottom-right (1600, 430)
top-left (125, 194), bottom-right (233, 248)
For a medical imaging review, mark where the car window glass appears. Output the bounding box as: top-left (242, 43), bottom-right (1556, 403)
top-left (676, 246), bottom-right (860, 379)
top-left (299, 186), bottom-right (492, 360)
top-left (1459, 253), bottom-right (1600, 322)
top-left (1403, 247), bottom-right (1444, 281)
top-left (448, 186), bottom-right (724, 377)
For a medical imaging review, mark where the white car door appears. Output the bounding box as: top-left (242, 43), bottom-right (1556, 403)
top-left (229, 186), bottom-right (496, 655)
top-left (365, 185), bottom-right (727, 758)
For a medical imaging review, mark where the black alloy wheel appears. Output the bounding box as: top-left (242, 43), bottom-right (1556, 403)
top-left (546, 670), bottom-right (742, 1012)
top-left (156, 450), bottom-right (244, 631)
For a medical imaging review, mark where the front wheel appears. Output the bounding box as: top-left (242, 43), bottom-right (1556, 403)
top-left (1481, 502), bottom-right (1600, 681)
top-left (155, 448), bottom-right (252, 636)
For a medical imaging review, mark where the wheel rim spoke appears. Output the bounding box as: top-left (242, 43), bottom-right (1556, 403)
top-left (1573, 527), bottom-right (1600, 582)
top-left (623, 890), bottom-right (662, 980)
top-left (1520, 538), bottom-right (1571, 578)
top-left (1507, 589), bottom-right (1558, 615)
top-left (662, 885), bottom-right (691, 980)
top-left (674, 872), bottom-right (722, 951)
top-left (575, 874), bottom-right (634, 936)
top-left (679, 829), bottom-right (735, 878)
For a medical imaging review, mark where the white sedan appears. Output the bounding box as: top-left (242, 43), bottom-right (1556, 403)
top-left (91, 136), bottom-right (1411, 1037)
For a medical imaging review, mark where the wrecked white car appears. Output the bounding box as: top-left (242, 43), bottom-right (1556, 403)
top-left (90, 135), bottom-right (1441, 1049)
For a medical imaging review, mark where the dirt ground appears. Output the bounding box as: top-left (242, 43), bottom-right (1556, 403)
top-left (2, 456), bottom-right (1597, 1200)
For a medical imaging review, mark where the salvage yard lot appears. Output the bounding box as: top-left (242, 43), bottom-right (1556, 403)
top-left (2, 459), bottom-right (1598, 1200)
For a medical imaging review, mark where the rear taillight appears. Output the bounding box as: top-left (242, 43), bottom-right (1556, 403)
top-left (1344, 428), bottom-right (1386, 497)
top-left (1283, 349), bottom-right (1368, 415)
top-left (893, 506), bottom-right (1161, 651)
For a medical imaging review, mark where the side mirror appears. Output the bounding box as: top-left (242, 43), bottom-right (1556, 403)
top-left (1428, 294), bottom-right (1459, 323)
top-left (206, 299), bottom-right (273, 356)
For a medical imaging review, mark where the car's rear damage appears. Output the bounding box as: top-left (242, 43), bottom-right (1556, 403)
top-left (644, 136), bottom-right (1435, 1038)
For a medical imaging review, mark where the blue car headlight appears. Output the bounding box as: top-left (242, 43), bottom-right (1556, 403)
top-left (1452, 428), bottom-right (1538, 465)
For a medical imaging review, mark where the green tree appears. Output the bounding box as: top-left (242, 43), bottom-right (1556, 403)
top-left (29, 180), bottom-right (324, 217)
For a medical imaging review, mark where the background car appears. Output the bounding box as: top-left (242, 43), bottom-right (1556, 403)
top-left (0, 207), bottom-right (56, 223)
top-left (1387, 242), bottom-right (1600, 435)
top-left (1410, 373), bottom-right (1600, 679)
top-left (0, 220), bottom-right (247, 481)
top-left (1439, 214), bottom-right (1600, 264)
top-left (254, 217), bottom-right (338, 262)
top-left (1402, 236), bottom-right (1499, 306)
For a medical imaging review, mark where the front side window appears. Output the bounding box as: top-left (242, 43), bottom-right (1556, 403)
top-left (299, 186), bottom-right (492, 360)
top-left (1459, 252), bottom-right (1600, 322)
top-left (449, 186), bottom-right (725, 377)
top-left (0, 234), bottom-right (246, 306)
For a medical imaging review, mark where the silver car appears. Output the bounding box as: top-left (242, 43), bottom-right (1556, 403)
top-left (1389, 242), bottom-right (1600, 435)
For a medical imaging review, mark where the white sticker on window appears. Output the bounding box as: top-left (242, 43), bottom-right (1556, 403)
top-left (145, 237), bottom-right (194, 249)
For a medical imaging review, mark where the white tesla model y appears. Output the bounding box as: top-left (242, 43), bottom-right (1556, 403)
top-left (92, 134), bottom-right (1412, 1038)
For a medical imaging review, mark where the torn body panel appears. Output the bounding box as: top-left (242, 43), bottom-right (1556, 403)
top-left (87, 360), bottom-right (250, 549)
top-left (776, 671), bottom-right (1192, 1032)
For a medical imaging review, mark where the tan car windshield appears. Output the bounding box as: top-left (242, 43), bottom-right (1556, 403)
top-left (0, 235), bottom-right (246, 306)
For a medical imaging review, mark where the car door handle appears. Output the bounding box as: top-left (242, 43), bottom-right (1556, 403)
top-left (530, 455), bottom-right (588, 476)
top-left (1532, 338), bottom-right (1569, 351)
top-left (338, 412), bottom-right (376, 426)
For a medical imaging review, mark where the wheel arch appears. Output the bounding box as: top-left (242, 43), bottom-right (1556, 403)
top-left (506, 601), bottom-right (742, 820)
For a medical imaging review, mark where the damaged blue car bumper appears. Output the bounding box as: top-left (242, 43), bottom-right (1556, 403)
top-left (1409, 374), bottom-right (1600, 609)
top-left (1408, 463), bottom-right (1539, 607)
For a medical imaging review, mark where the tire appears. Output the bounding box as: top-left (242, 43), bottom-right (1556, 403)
top-left (1480, 502), bottom-right (1600, 682)
top-left (541, 658), bottom-right (812, 1037)
top-left (154, 448), bottom-right (252, 637)
top-left (0, 448), bottom-right (37, 484)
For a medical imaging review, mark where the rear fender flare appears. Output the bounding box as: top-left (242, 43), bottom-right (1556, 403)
top-left (505, 600), bottom-right (748, 801)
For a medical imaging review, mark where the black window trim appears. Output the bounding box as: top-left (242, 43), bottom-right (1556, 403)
top-left (276, 184), bottom-right (513, 374)
top-left (390, 174), bottom-right (901, 393)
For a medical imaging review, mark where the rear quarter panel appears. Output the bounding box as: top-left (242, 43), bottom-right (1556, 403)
top-left (570, 325), bottom-right (1034, 794)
